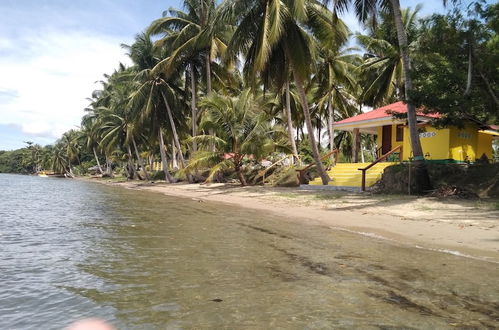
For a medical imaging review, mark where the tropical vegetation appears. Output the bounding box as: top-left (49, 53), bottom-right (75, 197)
top-left (1, 1), bottom-right (497, 193)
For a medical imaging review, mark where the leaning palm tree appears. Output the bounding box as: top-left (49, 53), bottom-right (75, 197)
top-left (126, 33), bottom-right (193, 183)
top-left (186, 89), bottom-right (281, 185)
top-left (81, 113), bottom-right (104, 174)
top-left (51, 143), bottom-right (69, 175)
top-left (331, 0), bottom-right (432, 192)
top-left (221, 0), bottom-right (344, 185)
top-left (147, 0), bottom-right (233, 151)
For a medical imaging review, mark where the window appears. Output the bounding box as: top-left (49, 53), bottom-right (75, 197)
top-left (396, 124), bottom-right (404, 142)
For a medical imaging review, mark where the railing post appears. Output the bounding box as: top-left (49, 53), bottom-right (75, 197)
top-left (361, 170), bottom-right (366, 192)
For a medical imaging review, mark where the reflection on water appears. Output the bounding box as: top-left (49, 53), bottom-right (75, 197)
top-left (1, 174), bottom-right (498, 329)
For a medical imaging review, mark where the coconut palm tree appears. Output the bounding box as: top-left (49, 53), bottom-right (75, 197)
top-left (81, 113), bottom-right (104, 174)
top-left (222, 0), bottom-right (345, 184)
top-left (314, 37), bottom-right (360, 157)
top-left (147, 0), bottom-right (233, 152)
top-left (126, 33), bottom-right (194, 183)
top-left (51, 144), bottom-right (69, 175)
top-left (186, 89), bottom-right (284, 185)
top-left (357, 5), bottom-right (421, 106)
top-left (129, 66), bottom-right (193, 183)
top-left (331, 0), bottom-right (432, 192)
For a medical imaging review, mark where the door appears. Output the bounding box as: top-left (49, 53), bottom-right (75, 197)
top-left (381, 125), bottom-right (392, 155)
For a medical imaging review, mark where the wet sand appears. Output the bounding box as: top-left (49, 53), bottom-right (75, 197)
top-left (84, 178), bottom-right (499, 263)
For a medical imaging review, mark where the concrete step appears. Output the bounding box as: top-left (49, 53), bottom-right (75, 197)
top-left (309, 162), bottom-right (397, 188)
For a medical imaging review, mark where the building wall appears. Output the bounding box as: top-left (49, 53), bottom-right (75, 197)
top-left (401, 126), bottom-right (451, 161)
top-left (449, 125), bottom-right (479, 162)
top-left (372, 123), bottom-right (492, 162)
top-left (476, 132), bottom-right (493, 160)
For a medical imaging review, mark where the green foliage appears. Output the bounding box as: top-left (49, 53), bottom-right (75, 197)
top-left (0, 149), bottom-right (26, 173)
top-left (186, 89), bottom-right (284, 184)
top-left (4, 0), bottom-right (496, 191)
top-left (270, 167), bottom-right (300, 187)
top-left (411, 3), bottom-right (498, 125)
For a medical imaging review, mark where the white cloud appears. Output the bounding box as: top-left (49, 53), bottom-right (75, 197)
top-left (0, 28), bottom-right (131, 143)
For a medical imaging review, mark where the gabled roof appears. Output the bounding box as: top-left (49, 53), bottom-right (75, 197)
top-left (335, 101), bottom-right (440, 126)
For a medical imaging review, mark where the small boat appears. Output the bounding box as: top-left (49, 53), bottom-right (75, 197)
top-left (38, 171), bottom-right (48, 178)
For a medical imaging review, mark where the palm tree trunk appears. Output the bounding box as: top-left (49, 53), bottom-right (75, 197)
top-left (285, 80), bottom-right (299, 164)
top-left (190, 63), bottom-right (198, 152)
top-left (92, 147), bottom-right (103, 174)
top-left (158, 129), bottom-right (176, 183)
top-left (479, 71), bottom-right (499, 107)
top-left (132, 137), bottom-right (150, 180)
top-left (205, 55), bottom-right (212, 94)
top-left (327, 100), bottom-right (335, 164)
top-left (172, 137), bottom-right (179, 169)
top-left (390, 0), bottom-right (431, 193)
top-left (104, 155), bottom-right (113, 177)
top-left (293, 74), bottom-right (330, 185)
top-left (127, 145), bottom-right (137, 180)
top-left (464, 44), bottom-right (472, 96)
top-left (161, 92), bottom-right (194, 183)
top-left (205, 55), bottom-right (217, 151)
top-left (235, 161), bottom-right (247, 186)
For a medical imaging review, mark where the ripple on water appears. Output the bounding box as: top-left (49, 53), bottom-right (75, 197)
top-left (1, 174), bottom-right (498, 329)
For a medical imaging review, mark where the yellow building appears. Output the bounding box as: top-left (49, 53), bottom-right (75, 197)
top-left (309, 101), bottom-right (498, 189)
top-left (335, 101), bottom-right (497, 162)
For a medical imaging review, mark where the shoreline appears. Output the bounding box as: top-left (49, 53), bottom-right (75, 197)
top-left (81, 177), bottom-right (499, 263)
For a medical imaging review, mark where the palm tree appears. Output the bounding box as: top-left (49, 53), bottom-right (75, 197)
top-left (60, 129), bottom-right (82, 176)
top-left (314, 37), bottom-right (360, 157)
top-left (332, 0), bottom-right (432, 192)
top-left (147, 0), bottom-right (232, 151)
top-left (357, 5), bottom-right (421, 106)
top-left (51, 144), bottom-right (69, 175)
top-left (186, 89), bottom-right (283, 185)
top-left (129, 66), bottom-right (193, 183)
top-left (81, 113), bottom-right (104, 174)
top-left (222, 0), bottom-right (344, 185)
top-left (126, 33), bottom-right (193, 183)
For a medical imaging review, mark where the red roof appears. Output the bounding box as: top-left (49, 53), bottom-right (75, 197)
top-left (335, 101), bottom-right (440, 125)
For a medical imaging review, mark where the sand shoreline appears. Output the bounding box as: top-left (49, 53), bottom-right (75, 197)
top-left (81, 177), bottom-right (499, 263)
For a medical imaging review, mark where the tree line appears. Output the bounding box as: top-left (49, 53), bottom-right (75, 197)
top-left (1, 0), bottom-right (497, 193)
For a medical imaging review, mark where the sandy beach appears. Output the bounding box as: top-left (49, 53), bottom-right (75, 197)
top-left (86, 178), bottom-right (499, 263)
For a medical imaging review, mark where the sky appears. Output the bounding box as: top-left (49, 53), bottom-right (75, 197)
top-left (0, 0), bottom-right (447, 150)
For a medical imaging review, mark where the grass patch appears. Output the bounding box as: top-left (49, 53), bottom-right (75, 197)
top-left (313, 193), bottom-right (345, 200)
top-left (416, 205), bottom-right (433, 211)
top-left (275, 192), bottom-right (301, 199)
top-left (99, 175), bottom-right (128, 183)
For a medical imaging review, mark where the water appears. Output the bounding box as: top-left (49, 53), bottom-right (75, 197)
top-left (0, 174), bottom-right (498, 329)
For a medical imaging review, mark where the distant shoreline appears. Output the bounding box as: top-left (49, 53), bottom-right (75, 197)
top-left (80, 177), bottom-right (499, 264)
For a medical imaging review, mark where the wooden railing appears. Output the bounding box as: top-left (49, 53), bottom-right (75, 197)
top-left (358, 145), bottom-right (402, 192)
top-left (376, 146), bottom-right (383, 159)
top-left (296, 149), bottom-right (339, 184)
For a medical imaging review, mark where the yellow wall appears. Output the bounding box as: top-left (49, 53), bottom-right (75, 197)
top-left (449, 125), bottom-right (478, 162)
top-left (476, 132), bottom-right (493, 160)
top-left (402, 126), bottom-right (451, 161)
top-left (373, 123), bottom-right (492, 162)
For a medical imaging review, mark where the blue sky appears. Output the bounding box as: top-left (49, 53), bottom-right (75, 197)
top-left (0, 0), bottom-right (448, 150)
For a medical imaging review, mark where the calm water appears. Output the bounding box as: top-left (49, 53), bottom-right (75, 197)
top-left (0, 174), bottom-right (498, 329)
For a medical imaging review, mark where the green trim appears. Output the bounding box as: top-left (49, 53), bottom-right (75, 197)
top-left (403, 159), bottom-right (471, 164)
